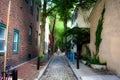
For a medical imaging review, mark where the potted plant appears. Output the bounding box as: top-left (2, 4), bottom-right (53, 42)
top-left (40, 53), bottom-right (45, 64)
top-left (88, 55), bottom-right (107, 70)
top-left (81, 54), bottom-right (89, 64)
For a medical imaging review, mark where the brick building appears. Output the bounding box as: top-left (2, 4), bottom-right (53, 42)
top-left (0, 0), bottom-right (40, 70)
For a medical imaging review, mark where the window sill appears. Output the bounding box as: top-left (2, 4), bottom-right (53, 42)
top-left (13, 51), bottom-right (18, 54)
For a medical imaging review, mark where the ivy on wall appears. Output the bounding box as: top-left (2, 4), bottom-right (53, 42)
top-left (95, 5), bottom-right (105, 54)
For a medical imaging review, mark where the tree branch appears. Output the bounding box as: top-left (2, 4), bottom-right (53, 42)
top-left (46, 5), bottom-right (58, 15)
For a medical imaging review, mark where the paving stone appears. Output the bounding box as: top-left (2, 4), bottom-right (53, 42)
top-left (40, 55), bottom-right (76, 80)
top-left (65, 56), bottom-right (120, 80)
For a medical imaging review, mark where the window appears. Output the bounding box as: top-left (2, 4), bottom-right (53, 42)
top-left (29, 0), bottom-right (34, 15)
top-left (0, 23), bottom-right (6, 54)
top-left (25, 0), bottom-right (28, 4)
top-left (29, 26), bottom-right (32, 44)
top-left (35, 31), bottom-right (38, 45)
top-left (13, 29), bottom-right (20, 53)
top-left (72, 8), bottom-right (78, 24)
top-left (36, 7), bottom-right (39, 21)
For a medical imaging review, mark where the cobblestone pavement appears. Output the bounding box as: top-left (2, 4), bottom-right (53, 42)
top-left (40, 54), bottom-right (76, 80)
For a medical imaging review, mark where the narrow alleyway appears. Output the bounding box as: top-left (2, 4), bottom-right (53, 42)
top-left (40, 54), bottom-right (77, 80)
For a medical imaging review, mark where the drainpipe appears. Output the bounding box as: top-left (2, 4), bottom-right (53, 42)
top-left (3, 0), bottom-right (11, 79)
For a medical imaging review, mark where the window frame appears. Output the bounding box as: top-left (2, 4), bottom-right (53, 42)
top-left (29, 0), bottom-right (34, 15)
top-left (28, 26), bottom-right (32, 45)
top-left (35, 31), bottom-right (38, 46)
top-left (12, 29), bottom-right (20, 53)
top-left (0, 23), bottom-right (6, 55)
top-left (36, 7), bottom-right (39, 21)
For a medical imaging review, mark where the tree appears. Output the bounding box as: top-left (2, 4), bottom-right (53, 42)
top-left (34, 0), bottom-right (97, 54)
top-left (65, 27), bottom-right (90, 56)
top-left (78, 0), bottom-right (97, 9)
top-left (34, 0), bottom-right (58, 54)
top-left (49, 14), bottom-right (57, 53)
top-left (49, 15), bottom-right (64, 52)
top-left (55, 17), bottom-right (64, 49)
top-left (55, 0), bottom-right (97, 53)
top-left (52, 0), bottom-right (77, 51)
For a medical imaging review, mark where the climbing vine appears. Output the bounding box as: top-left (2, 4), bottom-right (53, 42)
top-left (95, 5), bottom-right (105, 54)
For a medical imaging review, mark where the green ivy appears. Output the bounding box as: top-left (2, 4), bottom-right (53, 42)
top-left (95, 5), bottom-right (105, 54)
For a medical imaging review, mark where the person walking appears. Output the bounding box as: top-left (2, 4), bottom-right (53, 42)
top-left (57, 48), bottom-right (60, 55)
top-left (73, 44), bottom-right (79, 69)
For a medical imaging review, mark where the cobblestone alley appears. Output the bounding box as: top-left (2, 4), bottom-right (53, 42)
top-left (40, 54), bottom-right (77, 80)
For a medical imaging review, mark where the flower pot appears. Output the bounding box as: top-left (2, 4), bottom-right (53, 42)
top-left (81, 60), bottom-right (87, 64)
top-left (91, 64), bottom-right (107, 70)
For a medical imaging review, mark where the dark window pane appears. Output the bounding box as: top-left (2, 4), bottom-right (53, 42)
top-left (29, 0), bottom-right (34, 15)
top-left (0, 28), bottom-right (5, 39)
top-left (0, 40), bottom-right (4, 51)
top-left (36, 31), bottom-right (38, 45)
top-left (25, 0), bottom-right (28, 4)
top-left (29, 26), bottom-right (32, 44)
top-left (36, 7), bottom-right (39, 21)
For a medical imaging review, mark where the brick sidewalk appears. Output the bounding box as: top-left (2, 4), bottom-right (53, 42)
top-left (16, 58), bottom-right (46, 80)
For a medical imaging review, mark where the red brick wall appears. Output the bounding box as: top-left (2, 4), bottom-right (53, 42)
top-left (0, 0), bottom-right (40, 68)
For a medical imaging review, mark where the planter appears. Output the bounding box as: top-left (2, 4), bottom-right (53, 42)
top-left (81, 60), bottom-right (87, 64)
top-left (91, 64), bottom-right (107, 70)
